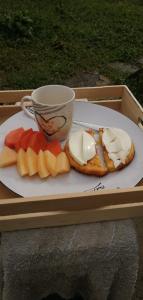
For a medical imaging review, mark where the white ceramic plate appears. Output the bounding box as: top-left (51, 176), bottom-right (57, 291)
top-left (0, 102), bottom-right (143, 197)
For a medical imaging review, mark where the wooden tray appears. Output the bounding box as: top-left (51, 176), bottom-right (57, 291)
top-left (0, 85), bottom-right (143, 232)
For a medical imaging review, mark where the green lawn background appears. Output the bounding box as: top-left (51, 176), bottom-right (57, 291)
top-left (0, 0), bottom-right (143, 102)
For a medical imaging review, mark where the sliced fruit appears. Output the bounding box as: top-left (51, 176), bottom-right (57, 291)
top-left (5, 128), bottom-right (24, 149)
top-left (26, 147), bottom-right (38, 176)
top-left (15, 128), bottom-right (34, 152)
top-left (28, 132), bottom-right (41, 153)
top-left (37, 132), bottom-right (49, 151)
top-left (56, 152), bottom-right (70, 174)
top-left (44, 150), bottom-right (57, 176)
top-left (29, 131), bottom-right (48, 152)
top-left (28, 131), bottom-right (49, 154)
top-left (19, 129), bottom-right (34, 151)
top-left (45, 140), bottom-right (62, 156)
top-left (38, 150), bottom-right (50, 178)
top-left (17, 148), bottom-right (28, 176)
top-left (0, 146), bottom-right (17, 167)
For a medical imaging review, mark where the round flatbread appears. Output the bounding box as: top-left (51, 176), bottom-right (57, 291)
top-left (99, 128), bottom-right (135, 172)
top-left (64, 143), bottom-right (108, 177)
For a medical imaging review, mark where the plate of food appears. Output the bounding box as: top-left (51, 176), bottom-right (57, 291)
top-left (0, 101), bottom-right (143, 197)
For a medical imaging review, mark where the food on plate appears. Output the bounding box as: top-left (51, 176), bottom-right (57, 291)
top-left (56, 152), bottom-right (71, 174)
top-left (0, 145), bottom-right (70, 179)
top-left (86, 128), bottom-right (96, 136)
top-left (44, 150), bottom-right (57, 176)
top-left (45, 140), bottom-right (62, 156)
top-left (65, 127), bottom-right (135, 176)
top-left (28, 131), bottom-right (52, 154)
top-left (15, 128), bottom-right (33, 151)
top-left (0, 146), bottom-right (17, 167)
top-left (99, 128), bottom-right (135, 172)
top-left (28, 131), bottom-right (42, 153)
top-left (65, 130), bottom-right (108, 176)
top-left (38, 150), bottom-right (50, 179)
top-left (27, 147), bottom-right (38, 176)
top-left (17, 148), bottom-right (29, 176)
top-left (4, 127), bottom-right (62, 155)
top-left (69, 130), bottom-right (96, 165)
top-left (5, 127), bottom-right (24, 149)
top-left (1, 126), bottom-right (135, 180)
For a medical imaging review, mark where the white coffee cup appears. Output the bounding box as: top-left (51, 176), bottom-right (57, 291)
top-left (21, 85), bottom-right (75, 141)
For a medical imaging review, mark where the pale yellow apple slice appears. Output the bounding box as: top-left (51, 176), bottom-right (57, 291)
top-left (17, 148), bottom-right (28, 176)
top-left (0, 146), bottom-right (17, 167)
top-left (56, 152), bottom-right (70, 175)
top-left (44, 150), bottom-right (57, 176)
top-left (27, 147), bottom-right (38, 176)
top-left (38, 150), bottom-right (50, 179)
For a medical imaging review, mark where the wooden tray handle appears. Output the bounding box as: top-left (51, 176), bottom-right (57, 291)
top-left (138, 117), bottom-right (143, 130)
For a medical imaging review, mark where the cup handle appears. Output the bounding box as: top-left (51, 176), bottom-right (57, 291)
top-left (21, 95), bottom-right (35, 119)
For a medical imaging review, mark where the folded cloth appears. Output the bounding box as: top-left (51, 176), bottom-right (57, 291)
top-left (0, 219), bottom-right (138, 300)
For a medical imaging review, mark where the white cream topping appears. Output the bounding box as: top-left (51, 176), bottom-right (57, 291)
top-left (69, 130), bottom-right (96, 165)
top-left (82, 131), bottom-right (96, 162)
top-left (102, 128), bottom-right (132, 167)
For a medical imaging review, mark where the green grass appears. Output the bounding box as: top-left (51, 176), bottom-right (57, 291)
top-left (0, 0), bottom-right (143, 103)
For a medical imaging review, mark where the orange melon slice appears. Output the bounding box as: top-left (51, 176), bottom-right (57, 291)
top-left (17, 148), bottom-right (28, 176)
top-left (44, 150), bottom-right (57, 176)
top-left (56, 152), bottom-right (70, 175)
top-left (38, 150), bottom-right (50, 179)
top-left (0, 146), bottom-right (17, 167)
top-left (27, 147), bottom-right (38, 176)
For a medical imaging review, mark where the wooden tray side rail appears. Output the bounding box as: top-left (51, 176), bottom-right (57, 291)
top-left (1, 202), bottom-right (143, 232)
top-left (0, 90), bottom-right (32, 104)
top-left (0, 186), bottom-right (143, 216)
top-left (0, 85), bottom-right (123, 104)
top-left (0, 85), bottom-right (143, 232)
top-left (122, 86), bottom-right (143, 127)
top-left (0, 85), bottom-right (123, 111)
top-left (0, 85), bottom-right (142, 119)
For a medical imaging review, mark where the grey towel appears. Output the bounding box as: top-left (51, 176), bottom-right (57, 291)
top-left (0, 220), bottom-right (138, 300)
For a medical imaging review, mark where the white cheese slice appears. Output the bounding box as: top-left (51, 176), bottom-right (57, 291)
top-left (82, 131), bottom-right (96, 162)
top-left (69, 130), bottom-right (96, 166)
top-left (109, 153), bottom-right (121, 168)
top-left (69, 130), bottom-right (86, 165)
top-left (105, 139), bottom-right (122, 153)
top-left (102, 128), bottom-right (132, 167)
top-left (102, 128), bottom-right (116, 144)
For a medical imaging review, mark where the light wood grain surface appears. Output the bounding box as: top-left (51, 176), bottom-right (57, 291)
top-left (0, 85), bottom-right (143, 231)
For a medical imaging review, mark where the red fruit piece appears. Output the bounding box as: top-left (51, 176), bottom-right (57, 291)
top-left (20, 129), bottom-right (34, 151)
top-left (28, 132), bottom-right (41, 154)
top-left (28, 131), bottom-right (49, 153)
top-left (5, 128), bottom-right (24, 149)
top-left (45, 140), bottom-right (62, 156)
top-left (38, 132), bottom-right (49, 151)
top-left (15, 129), bottom-right (33, 152)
